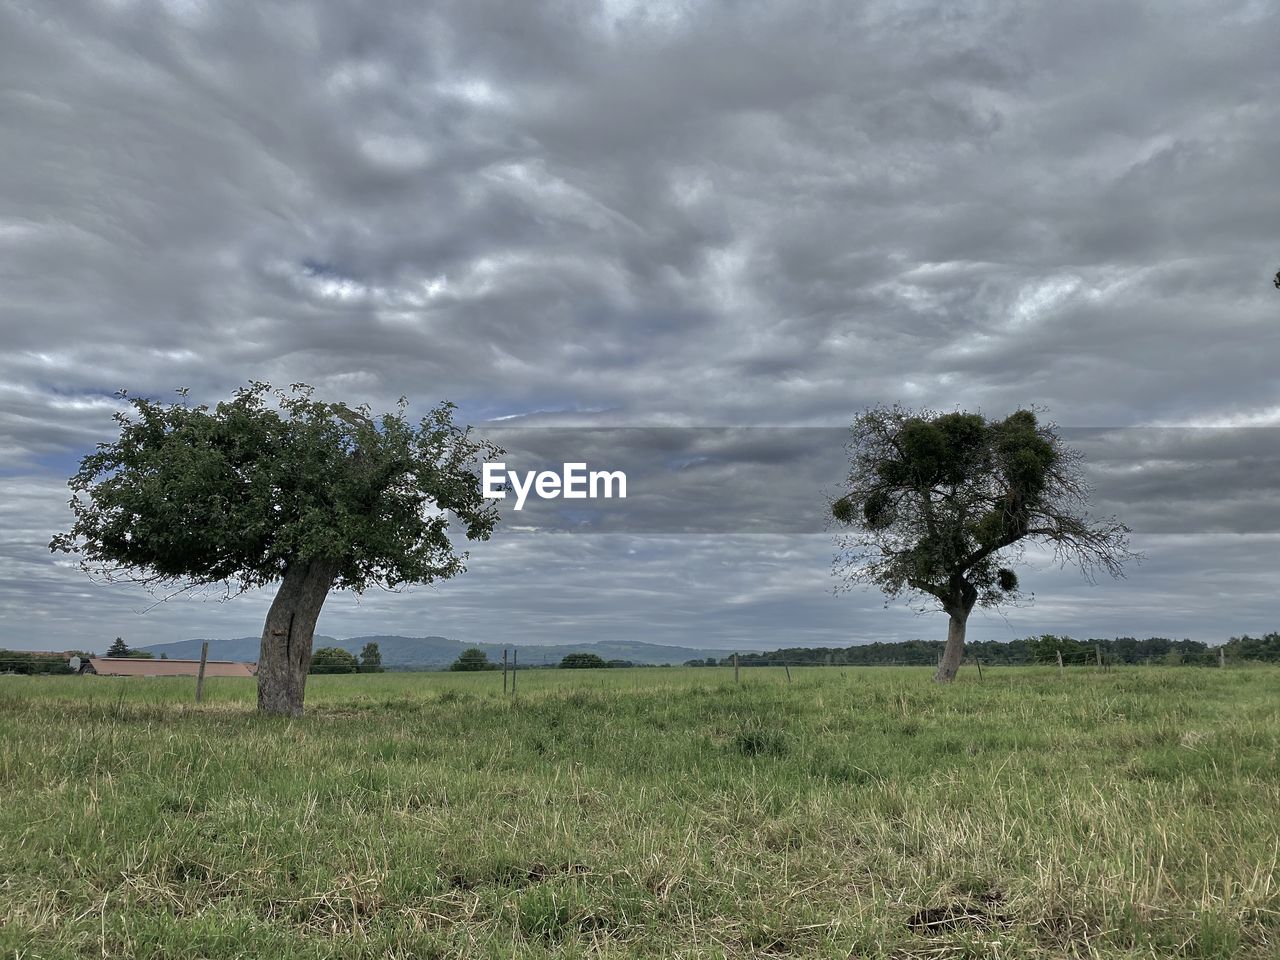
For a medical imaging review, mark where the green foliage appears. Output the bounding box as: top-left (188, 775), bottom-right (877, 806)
top-left (359, 642), bottom-right (385, 673)
top-left (833, 405), bottom-right (1134, 615)
top-left (310, 647), bottom-right (358, 674)
top-left (0, 650), bottom-right (77, 675)
top-left (102, 637), bottom-right (153, 659)
top-left (861, 489), bottom-right (894, 529)
top-left (559, 652), bottom-right (607, 669)
top-left (996, 567), bottom-right (1018, 593)
top-left (830, 494), bottom-right (857, 524)
top-left (515, 887), bottom-right (577, 940)
top-left (732, 723), bottom-right (788, 757)
top-left (1221, 631), bottom-right (1280, 663)
top-left (50, 382), bottom-right (502, 596)
top-left (450, 647), bottom-right (496, 671)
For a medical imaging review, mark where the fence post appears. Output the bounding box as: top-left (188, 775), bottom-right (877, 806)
top-left (195, 641), bottom-right (209, 704)
top-left (733, 652), bottom-right (740, 685)
top-left (1056, 649), bottom-right (1064, 673)
top-left (974, 657), bottom-right (984, 681)
top-left (784, 663), bottom-right (792, 684)
top-left (1095, 645), bottom-right (1103, 672)
top-left (1219, 647), bottom-right (1226, 669)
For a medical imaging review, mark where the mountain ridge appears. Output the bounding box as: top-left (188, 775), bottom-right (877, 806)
top-left (139, 634), bottom-right (725, 667)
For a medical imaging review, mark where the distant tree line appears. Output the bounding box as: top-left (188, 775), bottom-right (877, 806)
top-left (558, 652), bottom-right (634, 668)
top-left (449, 648), bottom-right (498, 671)
top-left (310, 642), bottom-right (386, 674)
top-left (685, 632), bottom-right (1280, 668)
top-left (0, 650), bottom-right (88, 675)
top-left (106, 637), bottom-right (153, 659)
top-left (443, 649), bottom-right (638, 671)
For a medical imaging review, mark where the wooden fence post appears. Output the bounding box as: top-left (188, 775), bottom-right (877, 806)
top-left (733, 652), bottom-right (740, 685)
top-left (1056, 649), bottom-right (1064, 673)
top-left (784, 663), bottom-right (792, 684)
top-left (974, 657), bottom-right (984, 681)
top-left (503, 649), bottom-right (508, 693)
top-left (195, 641), bottom-right (209, 704)
top-left (1219, 647), bottom-right (1226, 669)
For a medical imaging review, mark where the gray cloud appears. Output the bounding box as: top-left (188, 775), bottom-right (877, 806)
top-left (2, 0), bottom-right (1278, 651)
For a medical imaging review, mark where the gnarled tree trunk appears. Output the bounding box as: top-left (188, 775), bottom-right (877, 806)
top-left (934, 605), bottom-right (971, 683)
top-left (257, 558), bottom-right (340, 716)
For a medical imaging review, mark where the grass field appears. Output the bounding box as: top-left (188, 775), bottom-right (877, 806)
top-left (1, 666), bottom-right (1277, 959)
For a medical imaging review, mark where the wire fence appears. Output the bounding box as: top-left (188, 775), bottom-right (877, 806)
top-left (0, 651), bottom-right (1248, 675)
top-left (710, 655), bottom-right (1181, 667)
top-left (0, 655), bottom-right (1231, 668)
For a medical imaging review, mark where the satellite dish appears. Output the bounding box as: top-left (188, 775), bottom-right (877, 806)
top-left (69, 656), bottom-right (81, 671)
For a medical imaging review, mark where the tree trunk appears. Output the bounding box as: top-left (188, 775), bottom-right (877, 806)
top-left (934, 607), bottom-right (969, 683)
top-left (256, 558), bottom-right (339, 716)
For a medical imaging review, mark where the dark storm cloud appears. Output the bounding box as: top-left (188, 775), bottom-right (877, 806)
top-left (2, 0), bottom-right (1278, 650)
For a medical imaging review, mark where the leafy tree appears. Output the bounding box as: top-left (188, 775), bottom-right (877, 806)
top-left (0, 650), bottom-right (76, 675)
top-left (310, 647), bottom-right (358, 674)
top-left (51, 383), bottom-right (501, 715)
top-left (359, 641), bottom-right (385, 673)
top-left (559, 652), bottom-right (607, 669)
top-left (1028, 634), bottom-right (1091, 664)
top-left (1224, 631), bottom-right (1280, 662)
top-left (450, 647), bottom-right (495, 671)
top-left (106, 637), bottom-right (130, 657)
top-left (832, 406), bottom-right (1136, 682)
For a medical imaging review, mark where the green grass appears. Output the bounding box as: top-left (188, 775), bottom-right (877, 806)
top-left (1, 666), bottom-right (1277, 958)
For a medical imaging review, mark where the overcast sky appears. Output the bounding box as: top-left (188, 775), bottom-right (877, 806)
top-left (2, 0), bottom-right (1278, 653)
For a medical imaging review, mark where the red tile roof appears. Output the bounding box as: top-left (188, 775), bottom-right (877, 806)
top-left (86, 658), bottom-right (257, 678)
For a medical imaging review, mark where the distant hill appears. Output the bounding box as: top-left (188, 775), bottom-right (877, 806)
top-left (139, 635), bottom-right (725, 668)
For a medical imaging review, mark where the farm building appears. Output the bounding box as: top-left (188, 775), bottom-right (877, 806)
top-left (82, 658), bottom-right (257, 678)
